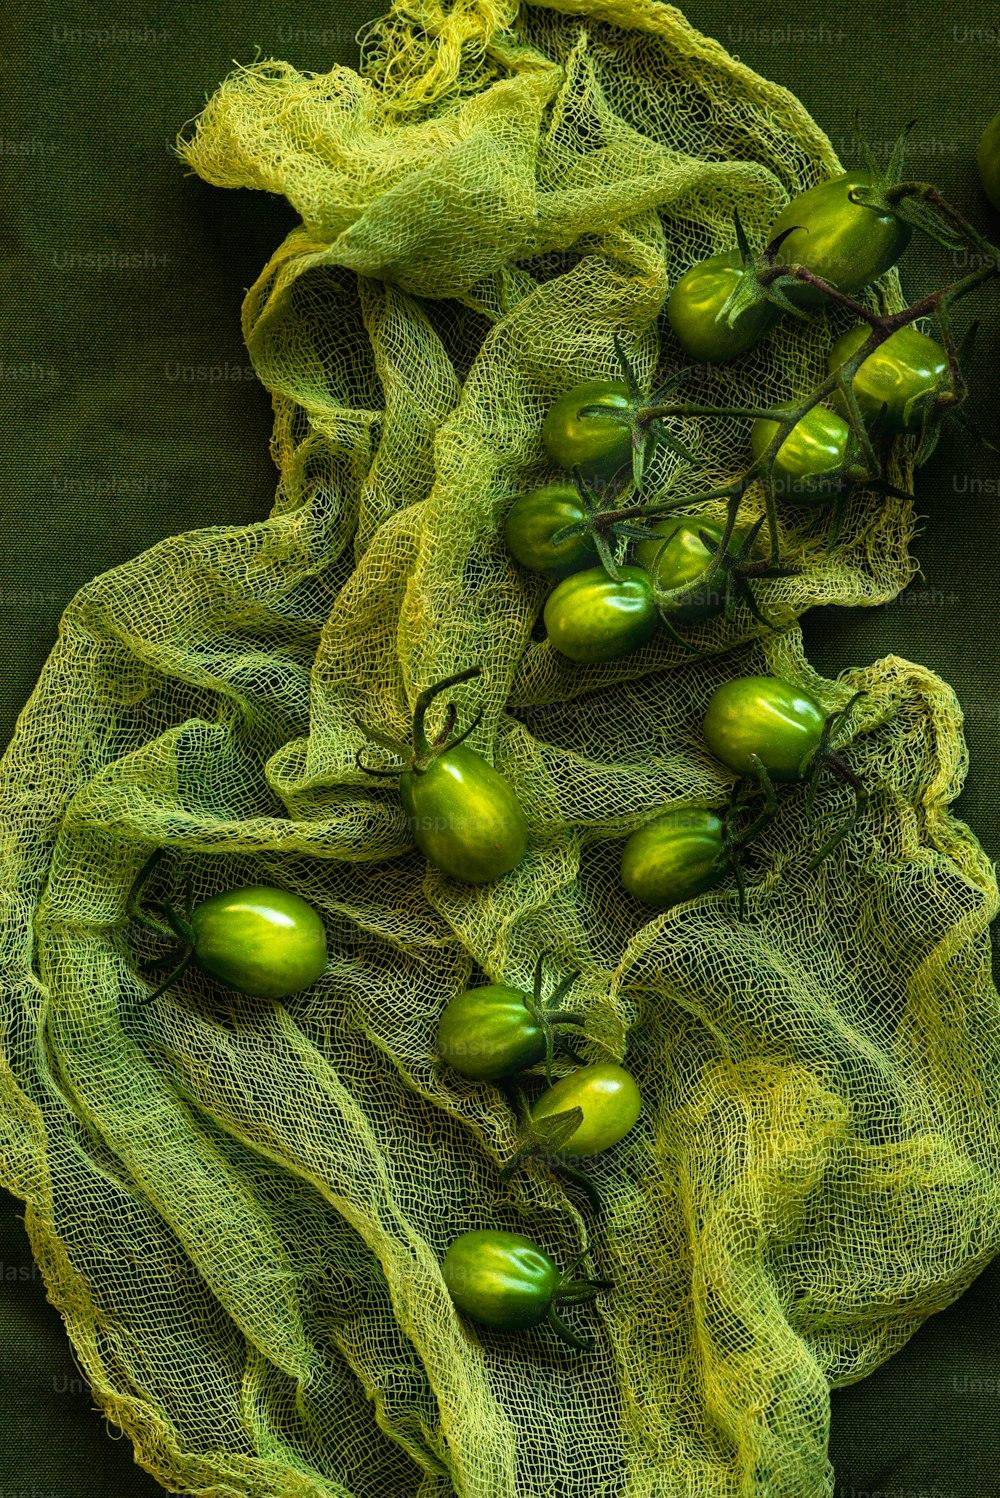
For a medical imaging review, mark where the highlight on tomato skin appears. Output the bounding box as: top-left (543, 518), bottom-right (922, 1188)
top-left (188, 886), bottom-right (329, 999)
top-left (126, 849), bottom-right (331, 1004)
top-left (355, 666), bottom-right (530, 886)
top-left (504, 481), bottom-right (601, 577)
top-left (703, 675), bottom-right (827, 782)
top-left (750, 408), bottom-right (852, 505)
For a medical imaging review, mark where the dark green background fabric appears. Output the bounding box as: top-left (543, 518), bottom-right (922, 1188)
top-left (3, 2), bottom-right (999, 1494)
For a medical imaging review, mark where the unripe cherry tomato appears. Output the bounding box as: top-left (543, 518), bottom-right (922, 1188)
top-left (667, 249), bottom-right (781, 363)
top-left (703, 676), bottom-right (826, 782)
top-left (828, 324), bottom-right (948, 433)
top-left (634, 518), bottom-right (742, 620)
top-left (620, 808), bottom-right (727, 909)
top-left (541, 380), bottom-right (633, 480)
top-left (504, 482), bottom-right (599, 577)
top-left (438, 983), bottom-right (545, 1080)
top-left (442, 1230), bottom-right (560, 1332)
top-left (766, 172), bottom-right (911, 307)
top-left (750, 407), bottom-right (851, 503)
top-left (441, 1230), bottom-right (610, 1350)
top-left (399, 745), bottom-right (528, 884)
top-left (529, 1062), bottom-right (642, 1157)
top-left (543, 565), bottom-right (658, 662)
top-left (188, 886), bottom-right (329, 999)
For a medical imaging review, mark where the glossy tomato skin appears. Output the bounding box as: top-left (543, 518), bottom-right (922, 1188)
top-left (766, 171), bottom-right (912, 307)
top-left (441, 1230), bottom-right (559, 1331)
top-left (828, 324), bottom-right (948, 433)
top-left (703, 676), bottom-right (825, 783)
top-left (667, 249), bottom-right (781, 363)
top-left (977, 110), bottom-right (1000, 210)
top-left (620, 808), bottom-right (726, 909)
top-left (529, 1062), bottom-right (642, 1158)
top-left (750, 408), bottom-right (850, 504)
top-left (400, 745), bottom-right (528, 884)
top-left (541, 380), bottom-right (633, 481)
top-left (544, 565), bottom-right (658, 662)
top-left (634, 518), bottom-right (742, 620)
top-left (190, 887), bottom-right (328, 999)
top-left (438, 983), bottom-right (544, 1081)
top-left (504, 482), bottom-right (599, 577)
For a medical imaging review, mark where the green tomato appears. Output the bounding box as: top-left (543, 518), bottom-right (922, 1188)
top-left (667, 249), bottom-right (782, 363)
top-left (703, 676), bottom-right (826, 782)
top-left (504, 482), bottom-right (599, 577)
top-left (634, 518), bottom-right (742, 620)
top-left (828, 323), bottom-right (948, 433)
top-left (530, 1062), bottom-right (642, 1158)
top-left (750, 407), bottom-right (851, 504)
top-left (541, 380), bottom-right (633, 481)
top-left (441, 1230), bottom-right (560, 1332)
top-left (438, 982), bottom-right (547, 1081)
top-left (620, 808), bottom-right (726, 909)
top-left (399, 745), bottom-right (528, 884)
top-left (543, 565), bottom-right (658, 662)
top-left (977, 109), bottom-right (1000, 210)
top-left (189, 886), bottom-right (328, 999)
top-left (766, 171), bottom-right (912, 308)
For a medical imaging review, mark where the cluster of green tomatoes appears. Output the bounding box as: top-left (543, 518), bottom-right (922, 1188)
top-left (123, 123), bottom-right (1000, 1354)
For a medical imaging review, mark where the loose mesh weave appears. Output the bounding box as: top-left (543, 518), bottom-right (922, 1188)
top-left (3, 1), bottom-right (1000, 1495)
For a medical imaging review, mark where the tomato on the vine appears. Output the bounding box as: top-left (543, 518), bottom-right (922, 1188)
top-left (703, 676), bottom-right (827, 781)
top-left (437, 961), bottom-right (582, 1083)
top-left (634, 518), bottom-right (743, 620)
top-left (766, 172), bottom-right (912, 307)
top-left (504, 482), bottom-right (599, 577)
top-left (541, 380), bottom-right (633, 480)
top-left (828, 323), bottom-right (948, 433)
top-left (750, 407), bottom-right (853, 503)
top-left (543, 565), bottom-right (658, 662)
top-left (667, 249), bottom-right (781, 363)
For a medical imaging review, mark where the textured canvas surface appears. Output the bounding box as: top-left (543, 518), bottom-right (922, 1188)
top-left (4, 2), bottom-right (1000, 1496)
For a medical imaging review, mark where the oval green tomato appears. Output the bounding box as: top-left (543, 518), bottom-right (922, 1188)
top-left (190, 886), bottom-right (328, 999)
top-left (703, 676), bottom-right (825, 783)
top-left (504, 482), bottom-right (599, 577)
top-left (400, 744), bottom-right (528, 884)
top-left (541, 379), bottom-right (633, 481)
top-left (766, 171), bottom-right (912, 307)
top-left (634, 517), bottom-right (742, 620)
top-left (621, 808), bottom-right (727, 909)
top-left (828, 323), bottom-right (948, 433)
top-left (530, 1062), bottom-right (642, 1158)
top-left (977, 109), bottom-right (1000, 210)
top-left (750, 407), bottom-right (850, 504)
top-left (544, 565), bottom-right (658, 662)
top-left (667, 249), bottom-right (782, 363)
top-left (442, 1229), bottom-right (559, 1332)
top-left (438, 983), bottom-right (545, 1081)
